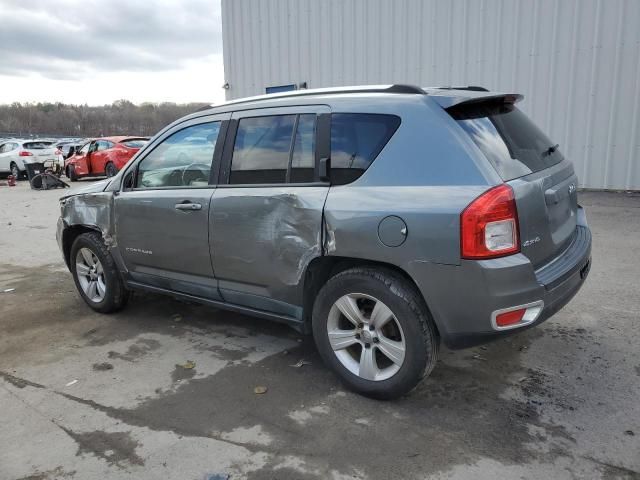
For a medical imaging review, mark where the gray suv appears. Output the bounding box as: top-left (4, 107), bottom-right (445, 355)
top-left (57, 85), bottom-right (592, 399)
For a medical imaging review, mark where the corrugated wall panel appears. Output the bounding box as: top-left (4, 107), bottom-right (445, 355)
top-left (221, 0), bottom-right (640, 190)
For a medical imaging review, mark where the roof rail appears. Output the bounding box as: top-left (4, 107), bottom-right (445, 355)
top-left (435, 85), bottom-right (489, 92)
top-left (211, 84), bottom-right (426, 109)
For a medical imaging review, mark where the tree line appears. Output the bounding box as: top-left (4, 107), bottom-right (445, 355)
top-left (0, 100), bottom-right (209, 138)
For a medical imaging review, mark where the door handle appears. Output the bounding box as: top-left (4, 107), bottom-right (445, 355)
top-left (175, 202), bottom-right (202, 211)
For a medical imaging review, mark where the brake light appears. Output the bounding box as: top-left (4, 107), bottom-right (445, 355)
top-left (19, 151), bottom-right (33, 157)
top-left (461, 184), bottom-right (519, 259)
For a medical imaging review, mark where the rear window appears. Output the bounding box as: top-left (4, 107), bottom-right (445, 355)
top-left (23, 141), bottom-right (53, 149)
top-left (448, 102), bottom-right (563, 181)
top-left (331, 113), bottom-right (401, 185)
top-left (122, 139), bottom-right (148, 148)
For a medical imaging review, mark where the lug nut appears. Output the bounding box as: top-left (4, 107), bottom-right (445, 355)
top-left (369, 325), bottom-right (375, 331)
top-left (364, 343), bottom-right (371, 349)
top-left (373, 337), bottom-right (379, 343)
top-left (355, 333), bottom-right (360, 339)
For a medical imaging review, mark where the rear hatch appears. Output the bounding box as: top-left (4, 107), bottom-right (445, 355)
top-left (446, 96), bottom-right (578, 269)
top-left (23, 141), bottom-right (57, 161)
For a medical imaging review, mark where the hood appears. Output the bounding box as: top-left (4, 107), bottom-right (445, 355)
top-left (59, 178), bottom-right (112, 201)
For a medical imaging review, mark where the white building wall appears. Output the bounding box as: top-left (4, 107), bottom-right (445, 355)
top-left (222, 0), bottom-right (640, 190)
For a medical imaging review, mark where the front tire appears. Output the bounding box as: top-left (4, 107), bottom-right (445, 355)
top-left (67, 165), bottom-right (78, 182)
top-left (312, 267), bottom-right (439, 399)
top-left (70, 232), bottom-right (129, 313)
top-left (10, 162), bottom-right (21, 180)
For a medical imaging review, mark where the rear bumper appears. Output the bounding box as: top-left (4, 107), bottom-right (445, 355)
top-left (409, 210), bottom-right (592, 349)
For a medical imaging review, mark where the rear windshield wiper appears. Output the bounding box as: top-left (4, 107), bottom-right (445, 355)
top-left (542, 143), bottom-right (559, 157)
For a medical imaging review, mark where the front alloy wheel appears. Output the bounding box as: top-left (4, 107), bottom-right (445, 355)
top-left (75, 247), bottom-right (106, 303)
top-left (327, 293), bottom-right (405, 381)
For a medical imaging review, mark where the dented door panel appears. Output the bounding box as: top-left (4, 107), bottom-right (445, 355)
top-left (210, 186), bottom-right (328, 317)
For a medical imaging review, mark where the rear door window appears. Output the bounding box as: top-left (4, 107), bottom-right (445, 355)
top-left (230, 115), bottom-right (296, 184)
top-left (448, 102), bottom-right (564, 181)
top-left (330, 113), bottom-right (401, 185)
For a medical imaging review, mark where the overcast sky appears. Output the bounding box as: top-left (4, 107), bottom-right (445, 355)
top-left (0, 0), bottom-right (226, 105)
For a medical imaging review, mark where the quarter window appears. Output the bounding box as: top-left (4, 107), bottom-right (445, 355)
top-left (330, 113), bottom-right (401, 185)
top-left (136, 122), bottom-right (221, 188)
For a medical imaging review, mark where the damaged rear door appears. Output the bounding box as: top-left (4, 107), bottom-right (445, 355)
top-left (210, 105), bottom-right (330, 321)
top-left (114, 113), bottom-right (229, 299)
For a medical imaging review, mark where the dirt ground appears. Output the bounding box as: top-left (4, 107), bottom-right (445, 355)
top-left (0, 180), bottom-right (638, 480)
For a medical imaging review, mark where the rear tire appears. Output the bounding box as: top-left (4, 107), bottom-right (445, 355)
top-left (105, 162), bottom-right (117, 177)
top-left (67, 165), bottom-right (78, 182)
top-left (312, 267), bottom-right (439, 399)
top-left (70, 232), bottom-right (129, 313)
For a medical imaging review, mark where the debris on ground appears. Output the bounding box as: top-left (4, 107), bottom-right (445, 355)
top-left (254, 386), bottom-right (267, 394)
top-left (65, 379), bottom-right (78, 387)
top-left (171, 313), bottom-right (182, 322)
top-left (177, 360), bottom-right (196, 369)
top-left (92, 362), bottom-right (114, 371)
top-left (290, 359), bottom-right (311, 368)
top-left (472, 354), bottom-right (486, 361)
top-left (204, 474), bottom-right (230, 480)
top-left (624, 430), bottom-right (635, 436)
top-left (2, 288), bottom-right (15, 293)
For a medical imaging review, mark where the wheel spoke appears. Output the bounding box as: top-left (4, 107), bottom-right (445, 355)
top-left (76, 263), bottom-right (90, 276)
top-left (335, 295), bottom-right (364, 327)
top-left (369, 300), bottom-right (394, 329)
top-left (80, 248), bottom-right (94, 266)
top-left (96, 277), bottom-right (106, 297)
top-left (87, 280), bottom-right (97, 299)
top-left (328, 329), bottom-right (359, 351)
top-left (359, 346), bottom-right (378, 380)
top-left (95, 261), bottom-right (103, 274)
top-left (376, 335), bottom-right (405, 366)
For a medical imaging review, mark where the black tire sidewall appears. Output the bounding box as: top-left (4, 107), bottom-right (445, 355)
top-left (312, 270), bottom-right (434, 399)
top-left (68, 165), bottom-right (77, 181)
top-left (105, 163), bottom-right (116, 177)
top-left (70, 233), bottom-right (126, 313)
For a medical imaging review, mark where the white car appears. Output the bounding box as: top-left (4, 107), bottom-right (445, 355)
top-left (0, 139), bottom-right (58, 178)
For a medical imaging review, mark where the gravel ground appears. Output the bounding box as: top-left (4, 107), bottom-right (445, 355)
top-left (0, 180), bottom-right (638, 480)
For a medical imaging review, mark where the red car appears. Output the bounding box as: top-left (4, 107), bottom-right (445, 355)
top-left (65, 136), bottom-right (148, 181)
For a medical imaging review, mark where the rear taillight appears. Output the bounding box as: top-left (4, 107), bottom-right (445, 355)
top-left (19, 151), bottom-right (33, 157)
top-left (461, 184), bottom-right (519, 259)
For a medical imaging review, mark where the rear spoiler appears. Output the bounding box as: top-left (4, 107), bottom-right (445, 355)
top-left (429, 92), bottom-right (523, 110)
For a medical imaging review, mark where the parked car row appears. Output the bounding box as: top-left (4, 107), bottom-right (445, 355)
top-left (0, 136), bottom-right (149, 180)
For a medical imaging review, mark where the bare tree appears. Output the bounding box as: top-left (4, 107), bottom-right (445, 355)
top-left (0, 101), bottom-right (209, 138)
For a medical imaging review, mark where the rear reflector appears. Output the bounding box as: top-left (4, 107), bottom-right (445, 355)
top-left (19, 151), bottom-right (33, 157)
top-left (491, 301), bottom-right (544, 331)
top-left (495, 308), bottom-right (526, 327)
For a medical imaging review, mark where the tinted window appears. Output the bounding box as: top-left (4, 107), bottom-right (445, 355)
top-left (449, 102), bottom-right (563, 181)
top-left (330, 114), bottom-right (401, 185)
top-left (290, 114), bottom-right (316, 183)
top-left (137, 122), bottom-right (220, 188)
top-left (230, 115), bottom-right (295, 184)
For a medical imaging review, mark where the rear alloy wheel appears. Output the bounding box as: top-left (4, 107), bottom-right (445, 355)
top-left (105, 162), bottom-right (117, 177)
top-left (313, 267), bottom-right (439, 399)
top-left (327, 293), bottom-right (406, 381)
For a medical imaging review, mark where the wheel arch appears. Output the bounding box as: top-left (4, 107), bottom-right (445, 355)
top-left (302, 255), bottom-right (441, 339)
top-left (62, 224), bottom-right (103, 268)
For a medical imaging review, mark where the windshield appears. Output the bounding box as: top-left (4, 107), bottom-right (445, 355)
top-left (449, 102), bottom-right (563, 181)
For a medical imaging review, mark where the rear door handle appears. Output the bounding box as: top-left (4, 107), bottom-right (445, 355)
top-left (175, 202), bottom-right (202, 211)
